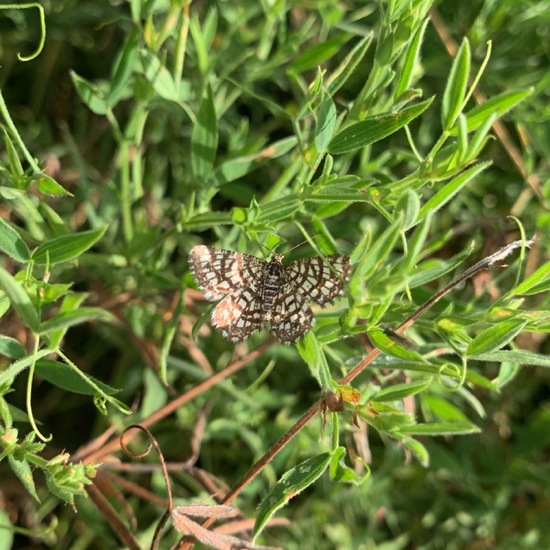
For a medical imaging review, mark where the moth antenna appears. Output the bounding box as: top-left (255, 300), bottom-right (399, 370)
top-left (258, 233), bottom-right (329, 259)
top-left (256, 239), bottom-right (283, 257)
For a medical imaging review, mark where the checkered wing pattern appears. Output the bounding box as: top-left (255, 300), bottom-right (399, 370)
top-left (269, 287), bottom-right (314, 344)
top-left (189, 245), bottom-right (264, 300)
top-left (211, 289), bottom-right (263, 342)
top-left (283, 255), bottom-right (350, 306)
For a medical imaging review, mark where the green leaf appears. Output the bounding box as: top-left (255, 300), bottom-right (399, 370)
top-left (192, 85), bottom-right (218, 181)
top-left (315, 91), bottom-right (337, 153)
top-left (39, 307), bottom-right (112, 335)
top-left (326, 35), bottom-right (373, 96)
top-left (407, 247), bottom-right (472, 289)
top-left (306, 184), bottom-right (373, 203)
top-left (140, 50), bottom-right (179, 102)
top-left (493, 362), bottom-right (521, 389)
top-left (139, 50), bottom-right (179, 101)
top-left (189, 12), bottom-right (210, 75)
top-left (465, 113), bottom-right (496, 162)
top-left (394, 190), bottom-right (420, 230)
top-left (393, 433), bottom-right (429, 467)
top-left (395, 18), bottom-right (429, 99)
top-left (351, 221), bottom-right (401, 280)
top-left (417, 162), bottom-right (490, 221)
top-left (291, 34), bottom-right (350, 73)
top-left (423, 394), bottom-right (475, 423)
top-left (296, 331), bottom-right (321, 378)
top-left (0, 216), bottom-right (30, 262)
top-left (70, 71), bottom-right (109, 115)
top-left (191, 304), bottom-right (214, 340)
top-left (0, 186), bottom-right (24, 201)
top-left (256, 197), bottom-right (301, 224)
top-left (36, 359), bottom-right (119, 396)
top-left (328, 97), bottom-right (434, 154)
top-left (180, 212), bottom-right (233, 230)
top-left (329, 446), bottom-right (370, 485)
top-left (0, 335), bottom-right (26, 359)
top-left (209, 137), bottom-right (297, 186)
top-left (31, 226), bottom-right (107, 265)
top-left (299, 333), bottom-right (334, 390)
top-left (460, 88), bottom-right (532, 133)
top-left (253, 452), bottom-right (332, 540)
top-left (2, 128), bottom-right (25, 181)
top-left (368, 328), bottom-right (426, 362)
top-left (47, 293), bottom-right (87, 349)
top-left (466, 318), bottom-right (528, 357)
top-left (34, 174), bottom-right (73, 196)
top-left (512, 261), bottom-right (550, 296)
top-left (0, 509), bottom-right (13, 550)
top-left (442, 38), bottom-right (470, 130)
top-left (362, 401), bottom-right (416, 433)
top-left (400, 215), bottom-right (433, 271)
top-left (41, 282), bottom-right (74, 304)
top-left (8, 455), bottom-right (39, 501)
top-left (468, 350), bottom-right (550, 368)
top-left (0, 269), bottom-right (40, 332)
top-left (400, 422), bottom-right (481, 436)
top-left (0, 349), bottom-right (53, 386)
top-left (371, 377), bottom-right (432, 402)
top-left (107, 30), bottom-right (139, 106)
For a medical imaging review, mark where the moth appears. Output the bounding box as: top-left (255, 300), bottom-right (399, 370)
top-left (189, 245), bottom-right (350, 344)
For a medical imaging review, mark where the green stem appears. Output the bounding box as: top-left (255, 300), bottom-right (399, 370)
top-left (27, 336), bottom-right (52, 442)
top-left (0, 90), bottom-right (41, 172)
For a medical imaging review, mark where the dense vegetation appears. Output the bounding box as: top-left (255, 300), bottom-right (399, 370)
top-left (0, 1), bottom-right (549, 549)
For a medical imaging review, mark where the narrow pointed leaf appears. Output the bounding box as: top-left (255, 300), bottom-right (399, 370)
top-left (0, 217), bottom-right (30, 262)
top-left (460, 88), bottom-right (532, 134)
top-left (371, 377), bottom-right (432, 402)
top-left (9, 455), bottom-right (39, 501)
top-left (315, 91), bottom-right (337, 152)
top-left (291, 34), bottom-right (350, 73)
top-left (469, 350), bottom-right (550, 368)
top-left (0, 269), bottom-right (40, 331)
top-left (209, 137), bottom-right (297, 186)
top-left (368, 328), bottom-right (425, 362)
top-left (327, 35), bottom-right (373, 95)
top-left (401, 422), bottom-right (480, 436)
top-left (107, 30), bottom-right (139, 106)
top-left (39, 308), bottom-right (113, 335)
top-left (328, 97), bottom-right (434, 154)
top-left (139, 50), bottom-right (178, 101)
top-left (70, 71), bottom-right (109, 115)
top-left (0, 335), bottom-right (26, 359)
top-left (253, 453), bottom-right (332, 539)
top-left (512, 261), bottom-right (550, 296)
top-left (192, 85), bottom-right (218, 180)
top-left (36, 359), bottom-right (119, 395)
top-left (417, 162), bottom-right (490, 221)
top-left (442, 38), bottom-right (470, 130)
top-left (35, 174), bottom-right (73, 197)
top-left (466, 318), bottom-right (528, 357)
top-left (32, 226), bottom-right (107, 265)
top-left (395, 18), bottom-right (429, 99)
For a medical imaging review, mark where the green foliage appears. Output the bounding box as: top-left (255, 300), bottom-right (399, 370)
top-left (0, 0), bottom-right (549, 548)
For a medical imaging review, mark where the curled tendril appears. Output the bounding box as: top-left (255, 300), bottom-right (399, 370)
top-left (121, 425), bottom-right (178, 550)
top-left (0, 3), bottom-right (47, 61)
top-left (437, 361), bottom-right (466, 391)
top-left (120, 424), bottom-right (173, 509)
